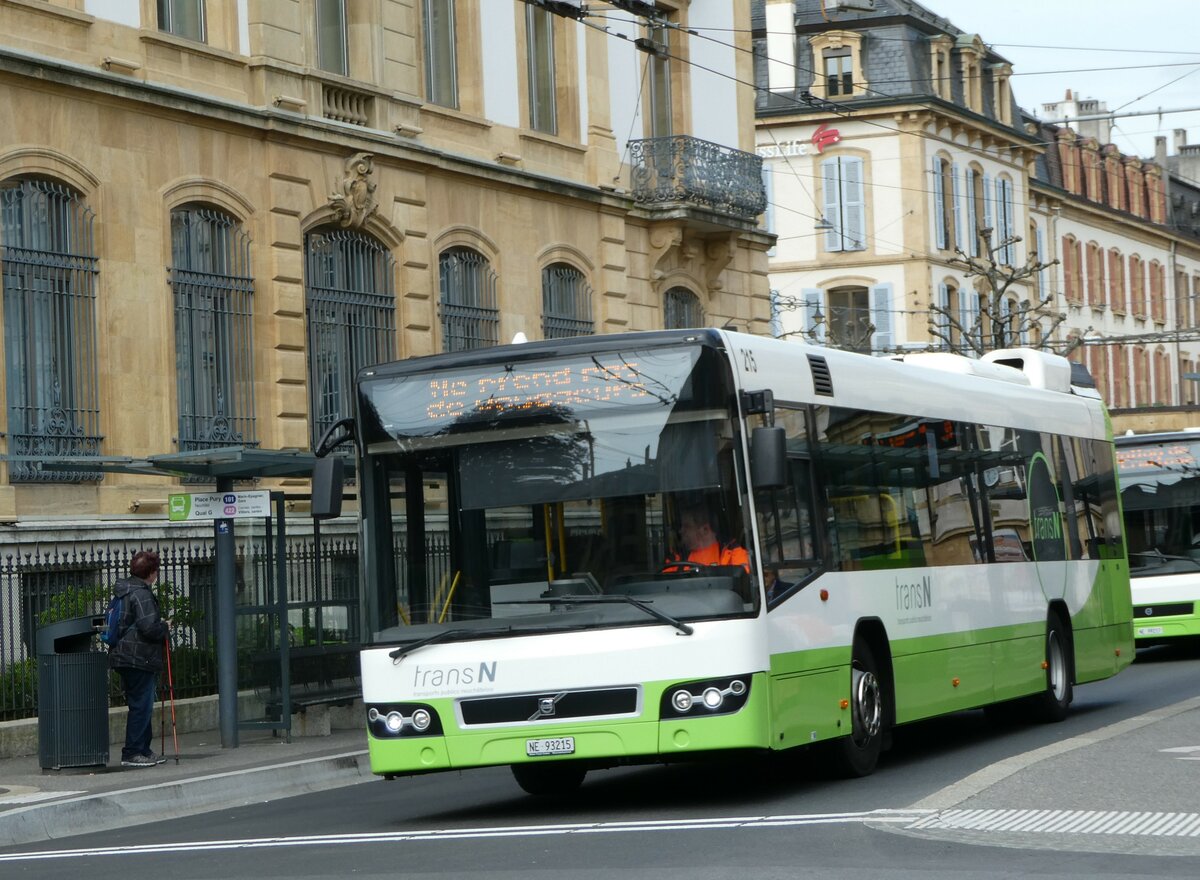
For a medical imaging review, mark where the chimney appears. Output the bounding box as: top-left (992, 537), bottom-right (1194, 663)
top-left (1175, 129), bottom-right (1188, 152)
top-left (1156, 136), bottom-right (1168, 166)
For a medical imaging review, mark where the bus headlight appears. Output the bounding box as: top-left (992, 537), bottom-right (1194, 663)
top-left (660, 676), bottom-right (753, 718)
top-left (672, 689), bottom-right (694, 712)
top-left (365, 703), bottom-right (443, 738)
top-left (702, 687), bottom-right (724, 709)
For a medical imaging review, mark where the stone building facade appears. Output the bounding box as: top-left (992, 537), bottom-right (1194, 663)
top-left (753, 0), bottom-right (1200, 435)
top-left (0, 0), bottom-right (772, 531)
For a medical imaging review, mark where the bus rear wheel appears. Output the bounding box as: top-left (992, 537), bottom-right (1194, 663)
top-left (1030, 611), bottom-right (1073, 723)
top-left (511, 762), bottom-right (587, 796)
top-left (834, 641), bottom-right (886, 777)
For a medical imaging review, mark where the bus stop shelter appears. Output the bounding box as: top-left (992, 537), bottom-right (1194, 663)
top-left (38, 446), bottom-right (350, 748)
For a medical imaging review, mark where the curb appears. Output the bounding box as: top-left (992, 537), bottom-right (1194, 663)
top-left (0, 749), bottom-right (373, 848)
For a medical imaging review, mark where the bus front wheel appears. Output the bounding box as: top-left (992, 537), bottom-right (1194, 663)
top-left (511, 762), bottom-right (587, 796)
top-left (834, 641), bottom-right (886, 777)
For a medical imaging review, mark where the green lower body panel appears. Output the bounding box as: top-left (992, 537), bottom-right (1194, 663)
top-left (367, 673), bottom-right (771, 777)
top-left (1133, 614), bottom-right (1200, 643)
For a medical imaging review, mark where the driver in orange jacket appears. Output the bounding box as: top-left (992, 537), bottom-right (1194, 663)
top-left (665, 506), bottom-right (750, 572)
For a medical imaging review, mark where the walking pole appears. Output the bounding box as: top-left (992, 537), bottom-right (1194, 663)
top-left (164, 635), bottom-right (180, 764)
top-left (160, 676), bottom-right (166, 759)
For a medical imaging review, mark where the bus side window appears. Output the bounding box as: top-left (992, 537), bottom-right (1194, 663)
top-left (753, 408), bottom-right (818, 603)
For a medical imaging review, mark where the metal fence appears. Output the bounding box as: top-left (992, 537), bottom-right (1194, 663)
top-left (0, 531), bottom-right (385, 721)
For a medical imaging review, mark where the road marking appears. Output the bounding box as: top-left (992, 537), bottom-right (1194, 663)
top-left (906, 809), bottom-right (1200, 838)
top-left (0, 789), bottom-right (84, 805)
top-left (0, 811), bottom-right (931, 862)
top-left (910, 694), bottom-right (1200, 811)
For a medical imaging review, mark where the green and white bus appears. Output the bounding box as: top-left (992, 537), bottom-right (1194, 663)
top-left (1115, 429), bottom-right (1200, 643)
top-left (317, 329), bottom-right (1133, 794)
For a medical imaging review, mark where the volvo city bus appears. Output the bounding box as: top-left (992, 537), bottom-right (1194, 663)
top-left (315, 329), bottom-right (1133, 795)
top-left (1115, 429), bottom-right (1200, 644)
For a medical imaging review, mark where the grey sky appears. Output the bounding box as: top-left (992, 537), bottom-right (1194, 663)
top-left (919, 0), bottom-right (1200, 160)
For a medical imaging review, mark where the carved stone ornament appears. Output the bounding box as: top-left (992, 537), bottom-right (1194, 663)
top-left (329, 151), bottom-right (378, 229)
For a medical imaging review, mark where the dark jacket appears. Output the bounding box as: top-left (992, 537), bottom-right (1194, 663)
top-left (107, 576), bottom-right (169, 672)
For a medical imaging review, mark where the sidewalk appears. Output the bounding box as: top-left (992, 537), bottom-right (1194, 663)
top-left (0, 725), bottom-right (373, 848)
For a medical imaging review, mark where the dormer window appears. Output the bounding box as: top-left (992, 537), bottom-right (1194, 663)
top-left (808, 31), bottom-right (866, 101)
top-left (824, 49), bottom-right (853, 97)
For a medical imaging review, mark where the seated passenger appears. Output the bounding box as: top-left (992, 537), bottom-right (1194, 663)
top-left (665, 504), bottom-right (750, 573)
top-left (764, 564), bottom-right (793, 601)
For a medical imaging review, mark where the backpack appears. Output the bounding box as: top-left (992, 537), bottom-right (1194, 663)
top-left (100, 594), bottom-right (126, 648)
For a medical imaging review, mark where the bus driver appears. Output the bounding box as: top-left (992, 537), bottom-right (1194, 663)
top-left (666, 504), bottom-right (750, 573)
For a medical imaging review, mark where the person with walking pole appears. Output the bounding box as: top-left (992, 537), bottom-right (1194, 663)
top-left (108, 550), bottom-right (171, 768)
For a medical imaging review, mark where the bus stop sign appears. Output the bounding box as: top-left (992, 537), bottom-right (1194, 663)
top-left (169, 490), bottom-right (272, 521)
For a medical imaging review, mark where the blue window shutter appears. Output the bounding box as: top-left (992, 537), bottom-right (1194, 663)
top-left (1035, 225), bottom-right (1047, 299)
top-left (966, 171), bottom-right (978, 257)
top-left (841, 157), bottom-right (866, 251)
top-left (822, 159), bottom-right (842, 253)
top-left (963, 290), bottom-right (980, 356)
top-left (951, 164), bottom-right (964, 253)
top-left (982, 173), bottom-right (993, 250)
top-left (932, 157), bottom-right (946, 250)
top-left (871, 283), bottom-right (893, 354)
top-left (1003, 179), bottom-right (1016, 265)
top-left (764, 165), bottom-right (776, 257)
top-left (802, 288), bottom-right (825, 343)
top-left (936, 281), bottom-right (950, 348)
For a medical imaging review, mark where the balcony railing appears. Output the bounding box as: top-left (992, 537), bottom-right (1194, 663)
top-left (629, 136), bottom-right (766, 221)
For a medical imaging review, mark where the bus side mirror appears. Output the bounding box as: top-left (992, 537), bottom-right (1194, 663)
top-left (751, 426), bottom-right (787, 490)
top-left (311, 456), bottom-right (344, 520)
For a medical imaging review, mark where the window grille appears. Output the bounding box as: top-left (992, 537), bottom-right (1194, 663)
top-left (664, 286), bottom-right (703, 329)
top-left (541, 263), bottom-right (593, 338)
top-left (305, 228), bottom-right (396, 450)
top-left (1, 177), bottom-right (103, 483)
top-left (170, 206), bottom-right (256, 464)
top-left (439, 247), bottom-right (498, 351)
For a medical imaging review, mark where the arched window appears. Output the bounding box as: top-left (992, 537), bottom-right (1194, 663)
top-left (541, 263), bottom-right (593, 338)
top-left (170, 204), bottom-right (257, 456)
top-left (305, 228), bottom-right (396, 449)
top-left (439, 246), bottom-right (498, 351)
top-left (664, 286), bottom-right (703, 329)
top-left (1, 176), bottom-right (101, 482)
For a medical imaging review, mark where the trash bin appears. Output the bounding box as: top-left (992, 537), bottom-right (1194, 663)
top-left (37, 614), bottom-right (110, 770)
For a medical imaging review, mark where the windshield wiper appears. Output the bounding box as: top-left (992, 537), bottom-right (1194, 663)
top-left (1130, 550), bottom-right (1200, 570)
top-left (388, 626), bottom-right (514, 662)
top-left (500, 595), bottom-right (694, 635)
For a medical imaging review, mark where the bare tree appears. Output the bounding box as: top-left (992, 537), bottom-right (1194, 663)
top-left (929, 227), bottom-right (1068, 356)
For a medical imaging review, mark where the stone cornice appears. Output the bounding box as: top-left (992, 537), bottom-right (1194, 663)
top-left (0, 45), bottom-right (636, 214)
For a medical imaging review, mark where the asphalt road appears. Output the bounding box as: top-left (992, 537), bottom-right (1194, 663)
top-left (3, 640), bottom-right (1200, 879)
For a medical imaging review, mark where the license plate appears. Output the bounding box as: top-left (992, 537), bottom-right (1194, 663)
top-left (526, 736), bottom-right (574, 757)
top-left (1137, 626), bottom-right (1164, 636)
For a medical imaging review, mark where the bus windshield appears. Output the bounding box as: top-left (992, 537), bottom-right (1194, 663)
top-left (1116, 437), bottom-right (1200, 575)
top-left (357, 342), bottom-right (756, 644)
